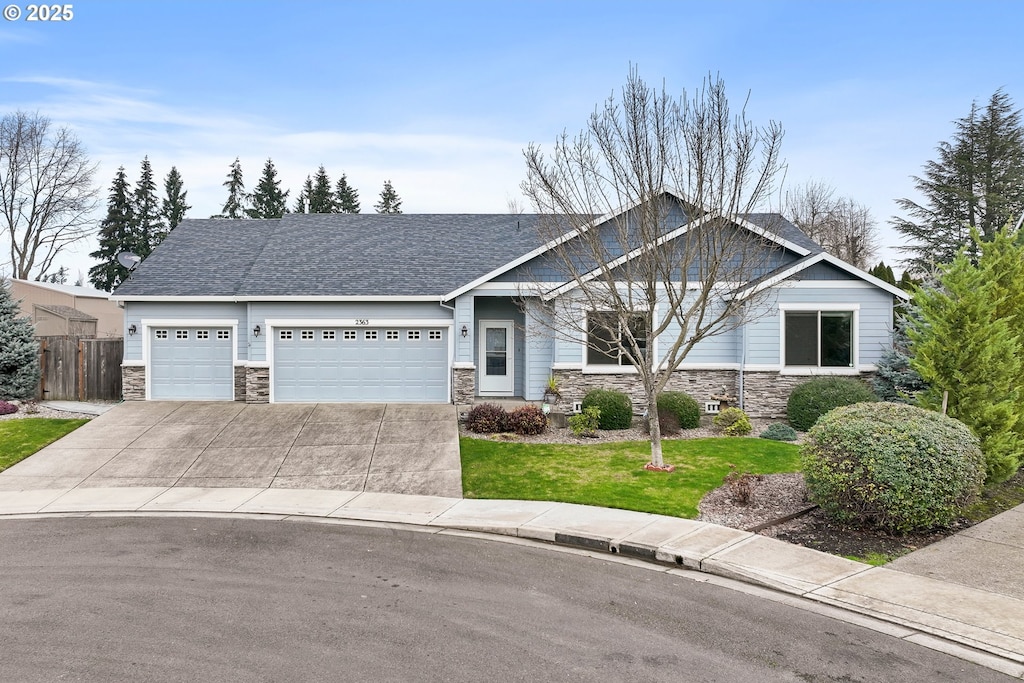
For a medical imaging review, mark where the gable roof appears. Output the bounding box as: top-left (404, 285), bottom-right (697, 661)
top-left (34, 304), bottom-right (97, 321)
top-left (113, 214), bottom-right (545, 299)
top-left (13, 279), bottom-right (108, 299)
top-left (732, 251), bottom-right (911, 300)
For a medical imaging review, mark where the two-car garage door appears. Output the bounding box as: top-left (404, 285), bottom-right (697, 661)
top-left (273, 326), bottom-right (448, 402)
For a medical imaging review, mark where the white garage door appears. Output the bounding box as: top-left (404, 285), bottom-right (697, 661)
top-left (273, 327), bottom-right (448, 402)
top-left (150, 327), bottom-right (234, 400)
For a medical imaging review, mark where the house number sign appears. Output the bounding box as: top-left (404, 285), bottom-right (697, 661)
top-left (354, 319), bottom-right (370, 326)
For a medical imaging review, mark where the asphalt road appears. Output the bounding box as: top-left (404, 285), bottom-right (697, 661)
top-left (0, 517), bottom-right (1011, 682)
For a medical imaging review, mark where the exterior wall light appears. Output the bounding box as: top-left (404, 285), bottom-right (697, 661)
top-left (253, 325), bottom-right (261, 338)
top-left (127, 324), bottom-right (137, 336)
top-left (461, 325), bottom-right (468, 338)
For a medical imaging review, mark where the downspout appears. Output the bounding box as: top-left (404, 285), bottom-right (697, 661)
top-left (439, 299), bottom-right (457, 404)
top-left (738, 302), bottom-right (746, 411)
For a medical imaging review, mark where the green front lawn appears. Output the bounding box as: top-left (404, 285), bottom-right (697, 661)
top-left (0, 418), bottom-right (88, 471)
top-left (460, 436), bottom-right (801, 518)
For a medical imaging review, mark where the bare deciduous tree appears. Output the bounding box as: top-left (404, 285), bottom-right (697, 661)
top-left (520, 72), bottom-right (786, 468)
top-left (785, 180), bottom-right (879, 269)
top-left (0, 111), bottom-right (99, 280)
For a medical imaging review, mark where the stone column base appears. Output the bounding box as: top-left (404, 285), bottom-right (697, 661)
top-left (122, 365), bottom-right (145, 400)
top-left (245, 366), bottom-right (270, 403)
top-left (452, 366), bottom-right (475, 404)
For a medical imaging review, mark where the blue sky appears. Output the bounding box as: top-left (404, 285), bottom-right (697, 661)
top-left (2, 0), bottom-right (1022, 281)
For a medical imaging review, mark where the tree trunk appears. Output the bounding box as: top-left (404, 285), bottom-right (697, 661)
top-left (647, 385), bottom-right (663, 467)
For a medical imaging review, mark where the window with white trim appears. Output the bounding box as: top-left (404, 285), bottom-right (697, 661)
top-left (343, 330), bottom-right (356, 340)
top-left (196, 330), bottom-right (209, 340)
top-left (217, 330), bottom-right (230, 340)
top-left (586, 311), bottom-right (648, 366)
top-left (301, 330), bottom-right (314, 340)
top-left (322, 330), bottom-right (336, 340)
top-left (784, 311), bottom-right (854, 367)
top-left (176, 330), bottom-right (188, 340)
top-left (280, 330), bottom-right (293, 340)
top-left (408, 330), bottom-right (421, 341)
top-left (365, 330), bottom-right (378, 340)
top-left (386, 330), bottom-right (399, 340)
top-left (428, 330), bottom-right (442, 340)
top-left (155, 329), bottom-right (168, 339)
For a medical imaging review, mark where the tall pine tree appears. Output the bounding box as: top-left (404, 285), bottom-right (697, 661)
top-left (374, 179), bottom-right (402, 214)
top-left (247, 158), bottom-right (289, 219)
top-left (89, 166), bottom-right (136, 291)
top-left (894, 90), bottom-right (1024, 271)
top-left (0, 279), bottom-right (41, 400)
top-left (220, 157), bottom-right (247, 219)
top-left (161, 166), bottom-right (190, 231)
top-left (335, 173), bottom-right (360, 213)
top-left (134, 157), bottom-right (165, 257)
top-left (309, 166), bottom-right (334, 213)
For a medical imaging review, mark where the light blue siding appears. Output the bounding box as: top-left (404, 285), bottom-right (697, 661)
top-left (523, 299), bottom-right (554, 401)
top-left (473, 296), bottom-right (525, 396)
top-left (124, 302), bottom-right (246, 362)
top-left (453, 294), bottom-right (474, 362)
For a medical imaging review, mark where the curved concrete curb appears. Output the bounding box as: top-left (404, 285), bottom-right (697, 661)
top-left (2, 486), bottom-right (1023, 676)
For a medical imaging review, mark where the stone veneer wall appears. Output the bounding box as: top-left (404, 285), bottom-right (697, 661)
top-left (245, 366), bottom-right (270, 403)
top-left (233, 366), bottom-right (246, 402)
top-left (550, 368), bottom-right (878, 419)
top-left (452, 367), bottom-right (475, 404)
top-left (122, 365), bottom-right (145, 400)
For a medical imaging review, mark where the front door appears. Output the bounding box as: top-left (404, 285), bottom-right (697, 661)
top-left (478, 321), bottom-right (514, 395)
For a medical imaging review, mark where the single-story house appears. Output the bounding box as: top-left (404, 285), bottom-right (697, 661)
top-left (12, 279), bottom-right (123, 338)
top-left (111, 191), bottom-right (908, 417)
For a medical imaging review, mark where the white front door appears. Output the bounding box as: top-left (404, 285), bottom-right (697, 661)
top-left (478, 320), bottom-right (514, 395)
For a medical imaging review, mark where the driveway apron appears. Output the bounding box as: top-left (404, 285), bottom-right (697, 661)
top-left (0, 402), bottom-right (462, 497)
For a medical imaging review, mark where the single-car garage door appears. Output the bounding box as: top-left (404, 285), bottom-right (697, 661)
top-left (273, 327), bottom-right (447, 402)
top-left (150, 327), bottom-right (234, 400)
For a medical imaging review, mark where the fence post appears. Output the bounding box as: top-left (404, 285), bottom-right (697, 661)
top-left (39, 338), bottom-right (48, 399)
top-left (78, 338), bottom-right (85, 402)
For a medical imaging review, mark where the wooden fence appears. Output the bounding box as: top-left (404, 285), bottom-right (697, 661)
top-left (37, 336), bottom-right (123, 402)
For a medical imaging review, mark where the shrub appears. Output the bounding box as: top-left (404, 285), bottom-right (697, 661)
top-left (801, 402), bottom-right (986, 533)
top-left (581, 389), bottom-right (633, 430)
top-left (787, 377), bottom-right (878, 431)
top-left (568, 406), bottom-right (600, 437)
top-left (723, 465), bottom-right (763, 505)
top-left (656, 392), bottom-right (700, 430)
top-left (759, 423), bottom-right (797, 442)
top-left (465, 403), bottom-right (511, 434)
top-left (712, 407), bottom-right (752, 436)
top-left (507, 405), bottom-right (547, 436)
top-left (0, 400), bottom-right (18, 415)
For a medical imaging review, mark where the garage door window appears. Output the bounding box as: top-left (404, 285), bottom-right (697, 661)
top-left (386, 330), bottom-right (399, 340)
top-left (365, 330), bottom-right (378, 340)
top-left (322, 330), bottom-right (336, 340)
top-left (217, 330), bottom-right (230, 340)
top-left (301, 330), bottom-right (314, 340)
top-left (408, 330), bottom-right (420, 341)
top-left (176, 330), bottom-right (188, 340)
top-left (429, 330), bottom-right (442, 340)
top-left (280, 330), bottom-right (292, 340)
top-left (197, 330), bottom-right (209, 339)
top-left (343, 330), bottom-right (356, 340)
top-left (155, 330), bottom-right (168, 339)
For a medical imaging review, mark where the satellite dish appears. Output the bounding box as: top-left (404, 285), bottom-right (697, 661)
top-left (116, 251), bottom-right (141, 271)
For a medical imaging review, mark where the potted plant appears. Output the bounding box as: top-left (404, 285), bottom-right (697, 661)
top-left (542, 375), bottom-right (562, 405)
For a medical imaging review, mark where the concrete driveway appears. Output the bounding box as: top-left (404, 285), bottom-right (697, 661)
top-left (0, 402), bottom-right (462, 497)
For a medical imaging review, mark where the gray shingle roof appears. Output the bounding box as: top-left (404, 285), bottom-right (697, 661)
top-left (113, 209), bottom-right (820, 298)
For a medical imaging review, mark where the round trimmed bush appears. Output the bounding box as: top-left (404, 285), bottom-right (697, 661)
top-left (581, 389), bottom-right (633, 430)
top-left (801, 402), bottom-right (985, 533)
top-left (656, 392), bottom-right (700, 430)
top-left (465, 403), bottom-right (511, 434)
top-left (507, 405), bottom-right (547, 436)
top-left (787, 377), bottom-right (878, 431)
top-left (712, 407), bottom-right (752, 436)
top-left (759, 422), bottom-right (797, 441)
top-left (0, 400), bottom-right (18, 415)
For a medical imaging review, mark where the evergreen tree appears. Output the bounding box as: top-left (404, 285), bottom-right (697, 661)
top-left (161, 166), bottom-right (190, 231)
top-left (894, 90), bottom-right (1024, 271)
top-left (89, 167), bottom-right (138, 292)
top-left (293, 176), bottom-right (313, 213)
top-left (0, 279), bottom-right (41, 400)
top-left (335, 173), bottom-right (360, 213)
top-left (221, 157), bottom-right (247, 219)
top-left (909, 231), bottom-right (1024, 483)
top-left (133, 157), bottom-right (165, 257)
top-left (247, 158), bottom-right (289, 219)
top-left (374, 179), bottom-right (402, 214)
top-left (41, 267), bottom-right (69, 284)
top-left (898, 270), bottom-right (916, 291)
top-left (868, 261), bottom-right (896, 285)
top-left (309, 166), bottom-right (334, 213)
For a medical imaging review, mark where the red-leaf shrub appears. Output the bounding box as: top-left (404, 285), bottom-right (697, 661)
top-left (507, 405), bottom-right (547, 436)
top-left (0, 400), bottom-right (18, 416)
top-left (465, 403), bottom-right (511, 433)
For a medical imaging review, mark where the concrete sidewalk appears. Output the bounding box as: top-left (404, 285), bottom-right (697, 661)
top-left (1, 486), bottom-right (1022, 676)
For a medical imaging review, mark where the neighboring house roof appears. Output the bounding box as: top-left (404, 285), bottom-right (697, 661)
top-left (113, 214), bottom-right (545, 298)
top-left (13, 279), bottom-right (109, 299)
top-left (34, 304), bottom-right (98, 321)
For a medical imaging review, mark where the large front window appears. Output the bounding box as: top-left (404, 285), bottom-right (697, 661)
top-left (587, 311), bottom-right (648, 366)
top-left (784, 310), bottom-right (853, 367)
